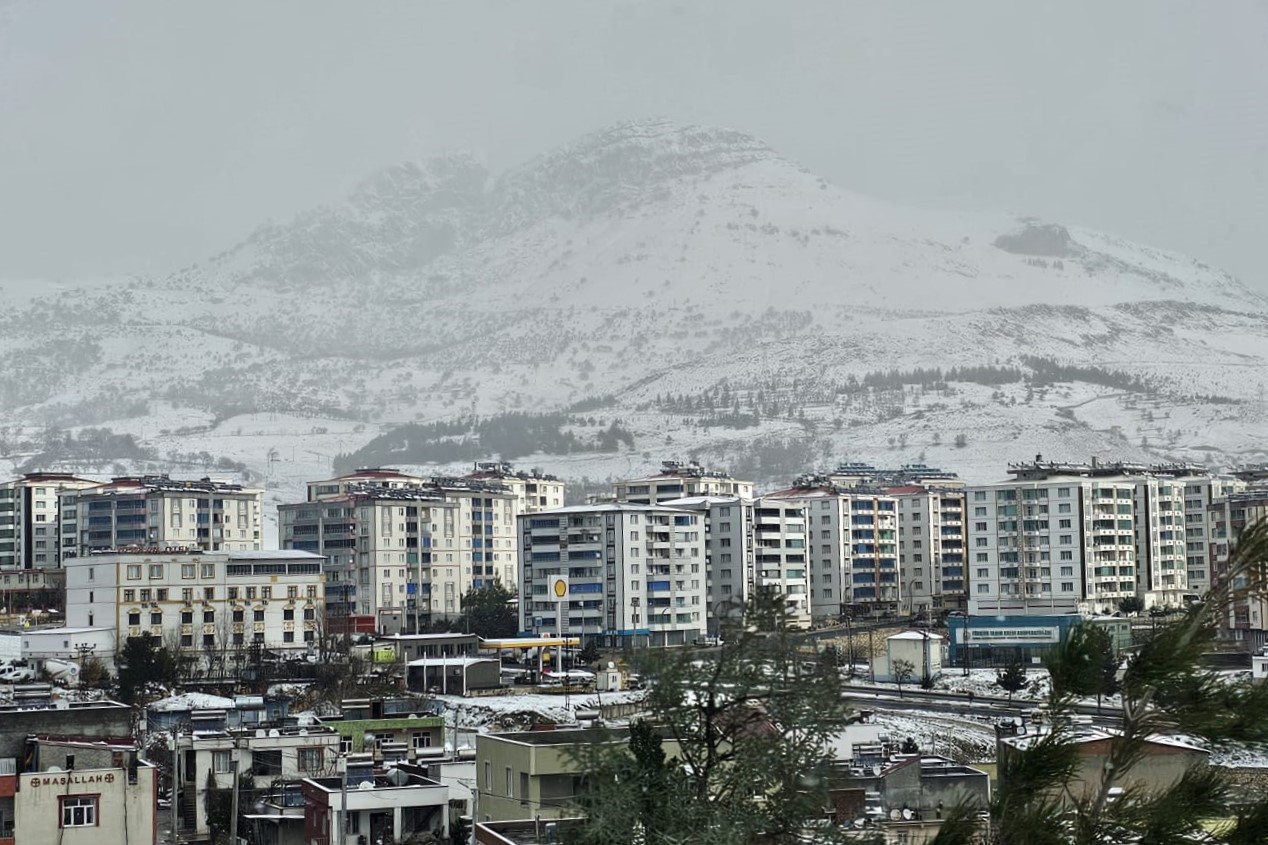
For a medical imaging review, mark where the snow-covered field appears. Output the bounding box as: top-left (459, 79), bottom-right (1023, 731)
top-left (434, 689), bottom-right (648, 732)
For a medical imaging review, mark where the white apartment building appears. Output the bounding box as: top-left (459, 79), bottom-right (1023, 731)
top-left (297, 470), bottom-right (524, 622)
top-left (465, 462), bottom-right (566, 513)
top-left (518, 504), bottom-right (707, 647)
top-left (829, 462), bottom-right (966, 490)
top-left (762, 479), bottom-right (898, 620)
top-left (611, 460), bottom-right (754, 505)
top-left (1177, 471), bottom-right (1246, 595)
top-left (280, 486), bottom-right (460, 623)
top-left (660, 495), bottom-right (757, 634)
top-left (60, 475), bottom-right (263, 560)
top-left (1208, 489), bottom-right (1268, 647)
top-left (968, 463), bottom-right (1141, 616)
top-left (891, 485), bottom-right (968, 616)
top-left (749, 498), bottom-right (811, 626)
top-left (62, 550), bottom-right (325, 659)
top-left (0, 473), bottom-right (98, 569)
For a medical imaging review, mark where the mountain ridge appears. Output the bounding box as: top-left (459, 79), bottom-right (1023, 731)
top-left (2, 119), bottom-right (1267, 513)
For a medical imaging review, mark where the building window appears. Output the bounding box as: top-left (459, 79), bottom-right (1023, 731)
top-left (201, 563), bottom-right (215, 578)
top-left (298, 748), bottom-right (324, 772)
top-left (150, 612), bottom-right (162, 625)
top-left (60, 795), bottom-right (98, 828)
top-left (182, 564), bottom-right (196, 579)
top-left (149, 564), bottom-right (164, 579)
top-left (204, 587), bottom-right (215, 601)
top-left (283, 607), bottom-right (295, 621)
top-left (254, 609), bottom-right (265, 622)
top-left (213, 750), bottom-right (232, 773)
top-left (340, 736), bottom-right (353, 754)
top-left (228, 587), bottom-right (239, 600)
top-left (127, 565), bottom-right (142, 580)
top-left (412, 731), bottom-right (432, 749)
top-left (123, 589), bottom-right (135, 603)
top-left (283, 631), bottom-right (295, 643)
top-left (181, 634), bottom-right (193, 647)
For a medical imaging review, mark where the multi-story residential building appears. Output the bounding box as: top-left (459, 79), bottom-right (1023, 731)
top-left (62, 549), bottom-right (325, 661)
top-left (610, 460), bottom-right (754, 505)
top-left (1208, 489), bottom-right (1268, 648)
top-left (59, 475), bottom-right (263, 560)
top-left (761, 478), bottom-right (898, 620)
top-left (1176, 470), bottom-right (1247, 595)
top-left (0, 473), bottom-right (98, 569)
top-left (281, 485), bottom-right (459, 623)
top-left (829, 462), bottom-right (965, 490)
top-left (748, 498), bottom-right (811, 625)
top-left (890, 485), bottom-right (968, 615)
top-left (293, 470), bottom-right (521, 623)
top-left (968, 460), bottom-right (1141, 616)
top-left (518, 503), bottom-right (707, 647)
top-left (659, 495), bottom-right (757, 634)
top-left (465, 461), bottom-right (566, 513)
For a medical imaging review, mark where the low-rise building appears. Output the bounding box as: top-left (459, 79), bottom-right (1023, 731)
top-left (872, 632), bottom-right (943, 683)
top-left (63, 549), bottom-right (325, 665)
top-left (610, 460), bottom-right (753, 505)
top-left (5, 736), bottom-right (157, 845)
top-left (174, 720), bottom-right (343, 840)
top-left (828, 752), bottom-right (990, 836)
top-left (996, 722), bottom-right (1209, 801)
top-left (301, 765), bottom-right (449, 845)
top-left (476, 728), bottom-right (627, 822)
top-left (321, 698), bottom-right (445, 757)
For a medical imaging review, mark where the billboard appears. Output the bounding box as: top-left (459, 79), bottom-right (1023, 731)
top-left (962, 626), bottom-right (1060, 645)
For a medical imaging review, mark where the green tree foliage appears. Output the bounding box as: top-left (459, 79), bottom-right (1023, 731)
top-left (577, 639), bottom-right (600, 666)
top-left (931, 518), bottom-right (1268, 845)
top-left (455, 583), bottom-right (518, 639)
top-left (116, 633), bottom-right (180, 705)
top-left (995, 662), bottom-right (1028, 703)
top-left (567, 592), bottom-right (857, 845)
top-left (1045, 623), bottom-right (1119, 709)
top-left (1117, 595), bottom-right (1145, 616)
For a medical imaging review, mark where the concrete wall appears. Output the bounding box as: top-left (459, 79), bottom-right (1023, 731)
top-left (16, 763), bottom-right (155, 845)
top-left (0, 704), bottom-right (132, 761)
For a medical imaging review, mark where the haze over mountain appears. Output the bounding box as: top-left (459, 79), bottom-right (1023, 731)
top-left (2, 119), bottom-right (1266, 519)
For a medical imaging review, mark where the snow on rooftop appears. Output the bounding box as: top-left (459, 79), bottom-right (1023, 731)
top-left (148, 692), bottom-right (236, 711)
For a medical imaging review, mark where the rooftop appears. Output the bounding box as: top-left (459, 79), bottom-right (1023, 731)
top-left (526, 503), bottom-right (696, 516)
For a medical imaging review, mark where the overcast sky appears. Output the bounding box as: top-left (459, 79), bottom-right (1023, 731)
top-left (3, 1), bottom-right (1267, 288)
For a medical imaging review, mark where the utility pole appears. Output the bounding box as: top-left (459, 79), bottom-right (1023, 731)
top-left (171, 728), bottom-right (180, 843)
top-left (229, 739), bottom-right (240, 845)
top-left (338, 752), bottom-right (348, 845)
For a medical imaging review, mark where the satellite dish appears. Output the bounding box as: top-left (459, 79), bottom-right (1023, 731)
top-left (47, 766), bottom-right (63, 773)
top-left (269, 729), bottom-right (280, 737)
top-left (385, 768), bottom-right (410, 787)
top-left (902, 809), bottom-right (914, 820)
top-left (872, 764), bottom-right (882, 777)
top-left (358, 781), bottom-right (375, 790)
top-left (889, 809), bottom-right (902, 820)
top-left (607, 661), bottom-right (616, 670)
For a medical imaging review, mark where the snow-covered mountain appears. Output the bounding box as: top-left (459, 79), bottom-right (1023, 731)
top-left (3, 118), bottom-right (1267, 516)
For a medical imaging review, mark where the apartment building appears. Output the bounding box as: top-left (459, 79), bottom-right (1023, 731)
top-left (0, 473), bottom-right (98, 569)
top-left (890, 485), bottom-right (968, 615)
top-left (518, 503), bottom-right (707, 647)
top-left (294, 470), bottom-right (521, 622)
top-left (968, 461), bottom-right (1141, 615)
top-left (761, 478), bottom-right (898, 620)
top-left (829, 462), bottom-right (965, 490)
top-left (280, 485), bottom-right (459, 622)
top-left (610, 460), bottom-right (754, 505)
top-left (465, 461), bottom-right (566, 512)
top-left (62, 549), bottom-right (325, 660)
top-left (659, 495), bottom-right (757, 633)
top-left (1208, 489), bottom-right (1268, 647)
top-left (59, 475), bottom-right (263, 560)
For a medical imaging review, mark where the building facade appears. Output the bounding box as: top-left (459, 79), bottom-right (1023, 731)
top-left (465, 462), bottom-right (565, 513)
top-left (659, 496), bottom-right (758, 634)
top-left (60, 475), bottom-right (263, 561)
top-left (288, 470), bottom-right (520, 622)
top-left (0, 473), bottom-right (98, 570)
top-left (610, 460), bottom-right (754, 505)
top-left (892, 485), bottom-right (968, 616)
top-left (518, 504), bottom-right (707, 647)
top-left (63, 550), bottom-right (325, 660)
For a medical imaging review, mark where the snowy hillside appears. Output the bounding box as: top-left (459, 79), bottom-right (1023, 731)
top-left (3, 118), bottom-right (1267, 518)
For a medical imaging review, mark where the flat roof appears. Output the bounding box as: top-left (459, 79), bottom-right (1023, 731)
top-left (480, 637), bottom-right (580, 649)
top-left (408, 657), bottom-right (497, 667)
top-left (21, 626), bottom-right (114, 636)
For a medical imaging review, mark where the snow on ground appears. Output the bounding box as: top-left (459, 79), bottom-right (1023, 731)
top-left (435, 689), bottom-right (648, 731)
top-left (146, 691), bottom-right (236, 711)
top-left (867, 709), bottom-right (998, 763)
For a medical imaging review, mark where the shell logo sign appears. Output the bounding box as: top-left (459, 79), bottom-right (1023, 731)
top-left (551, 576), bottom-right (569, 600)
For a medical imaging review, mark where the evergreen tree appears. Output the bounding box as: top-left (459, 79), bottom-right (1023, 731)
top-left (116, 632), bottom-right (180, 705)
top-left (454, 583), bottom-right (518, 639)
top-left (995, 662), bottom-right (1028, 703)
